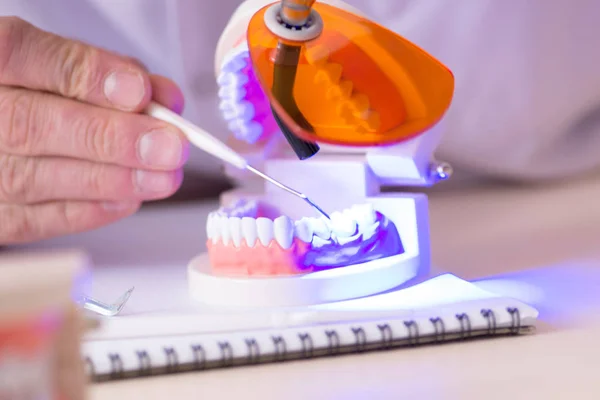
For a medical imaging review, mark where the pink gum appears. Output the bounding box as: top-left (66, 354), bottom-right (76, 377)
top-left (207, 238), bottom-right (312, 276)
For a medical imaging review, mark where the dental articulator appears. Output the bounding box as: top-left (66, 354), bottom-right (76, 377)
top-left (84, 0), bottom-right (455, 316)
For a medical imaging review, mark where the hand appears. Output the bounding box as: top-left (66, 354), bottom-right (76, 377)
top-left (0, 17), bottom-right (189, 244)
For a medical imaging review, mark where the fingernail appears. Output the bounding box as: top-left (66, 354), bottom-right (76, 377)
top-left (104, 70), bottom-right (146, 110)
top-left (138, 130), bottom-right (185, 168)
top-left (102, 201), bottom-right (138, 211)
top-left (134, 170), bottom-right (175, 193)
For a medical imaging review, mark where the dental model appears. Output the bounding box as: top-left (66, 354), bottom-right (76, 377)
top-left (187, 0), bottom-right (455, 308)
top-left (206, 199), bottom-right (403, 276)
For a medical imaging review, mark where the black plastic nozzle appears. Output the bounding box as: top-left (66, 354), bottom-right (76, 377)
top-left (271, 42), bottom-right (320, 160)
top-left (271, 106), bottom-right (320, 160)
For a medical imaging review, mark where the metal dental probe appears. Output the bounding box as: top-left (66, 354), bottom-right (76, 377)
top-left (144, 102), bottom-right (331, 220)
top-left (244, 165), bottom-right (330, 219)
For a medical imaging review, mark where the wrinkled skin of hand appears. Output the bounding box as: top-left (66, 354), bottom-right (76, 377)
top-left (0, 17), bottom-right (190, 244)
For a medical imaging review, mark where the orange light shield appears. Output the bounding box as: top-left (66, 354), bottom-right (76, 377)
top-left (247, 2), bottom-right (455, 147)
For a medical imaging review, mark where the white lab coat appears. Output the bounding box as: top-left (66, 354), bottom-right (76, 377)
top-left (3, 0), bottom-right (600, 182)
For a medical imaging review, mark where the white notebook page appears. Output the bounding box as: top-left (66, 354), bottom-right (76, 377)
top-left (85, 274), bottom-right (539, 341)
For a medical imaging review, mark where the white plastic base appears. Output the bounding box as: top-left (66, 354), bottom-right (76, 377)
top-left (188, 193), bottom-right (430, 308)
top-left (187, 250), bottom-right (419, 308)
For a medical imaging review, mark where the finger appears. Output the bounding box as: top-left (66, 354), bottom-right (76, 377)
top-left (127, 57), bottom-right (149, 71)
top-left (121, 59), bottom-right (185, 113)
top-left (0, 17), bottom-right (151, 111)
top-left (150, 75), bottom-right (185, 114)
top-left (0, 154), bottom-right (184, 204)
top-left (103, 55), bottom-right (185, 113)
top-left (0, 200), bottom-right (140, 244)
top-left (0, 87), bottom-right (189, 170)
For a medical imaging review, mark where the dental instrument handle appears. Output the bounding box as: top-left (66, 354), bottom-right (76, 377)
top-left (145, 102), bottom-right (248, 169)
top-left (144, 102), bottom-right (331, 220)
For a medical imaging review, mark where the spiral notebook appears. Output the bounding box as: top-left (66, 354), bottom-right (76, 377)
top-left (82, 274), bottom-right (538, 381)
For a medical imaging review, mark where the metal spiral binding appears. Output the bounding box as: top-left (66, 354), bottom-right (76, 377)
top-left (272, 335), bottom-right (287, 361)
top-left (164, 347), bottom-right (179, 372)
top-left (377, 324), bottom-right (393, 349)
top-left (507, 307), bottom-right (521, 334)
top-left (136, 350), bottom-right (151, 376)
top-left (351, 327), bottom-right (367, 352)
top-left (480, 309), bottom-right (497, 335)
top-left (325, 330), bottom-right (341, 355)
top-left (298, 333), bottom-right (314, 358)
top-left (430, 317), bottom-right (446, 342)
top-left (245, 338), bottom-right (260, 364)
top-left (403, 320), bottom-right (419, 345)
top-left (108, 353), bottom-right (124, 378)
top-left (456, 313), bottom-right (472, 339)
top-left (219, 341), bottom-right (234, 367)
top-left (191, 344), bottom-right (206, 370)
top-left (86, 306), bottom-right (530, 381)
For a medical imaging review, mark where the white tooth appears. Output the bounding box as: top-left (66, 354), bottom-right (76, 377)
top-left (337, 233), bottom-right (361, 246)
top-left (221, 100), bottom-right (253, 120)
top-left (273, 216), bottom-right (294, 249)
top-left (351, 204), bottom-right (377, 226)
top-left (310, 217), bottom-right (331, 239)
top-left (240, 101), bottom-right (256, 120)
top-left (211, 215), bottom-right (222, 244)
top-left (236, 55), bottom-right (249, 67)
top-left (228, 119), bottom-right (244, 132)
top-left (218, 85), bottom-right (230, 99)
top-left (239, 200), bottom-right (258, 218)
top-left (226, 101), bottom-right (254, 120)
top-left (361, 221), bottom-right (381, 240)
top-left (294, 218), bottom-right (313, 243)
top-left (222, 56), bottom-right (247, 73)
top-left (228, 118), bottom-right (258, 135)
top-left (228, 73), bottom-right (248, 87)
top-left (241, 217), bottom-right (258, 247)
top-left (211, 214), bottom-right (220, 238)
top-left (217, 71), bottom-right (231, 86)
top-left (311, 236), bottom-right (331, 248)
top-left (218, 86), bottom-right (246, 102)
top-left (233, 73), bottom-right (249, 87)
top-left (206, 213), bottom-right (214, 239)
top-left (217, 71), bottom-right (249, 87)
top-left (330, 211), bottom-right (357, 237)
top-left (228, 217), bottom-right (242, 247)
top-left (234, 121), bottom-right (263, 144)
top-left (229, 199), bottom-right (243, 208)
top-left (230, 208), bottom-right (246, 218)
top-left (220, 217), bottom-right (231, 245)
top-left (219, 99), bottom-right (234, 113)
top-left (216, 206), bottom-right (228, 217)
top-left (222, 108), bottom-right (236, 120)
top-left (256, 218), bottom-right (274, 246)
top-left (221, 50), bottom-right (247, 70)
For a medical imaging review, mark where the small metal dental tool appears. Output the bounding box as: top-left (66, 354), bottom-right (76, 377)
top-left (145, 102), bottom-right (331, 220)
top-left (76, 287), bottom-right (135, 317)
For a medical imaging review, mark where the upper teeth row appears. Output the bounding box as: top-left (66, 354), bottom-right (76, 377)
top-left (217, 48), bottom-right (263, 144)
top-left (206, 204), bottom-right (378, 250)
